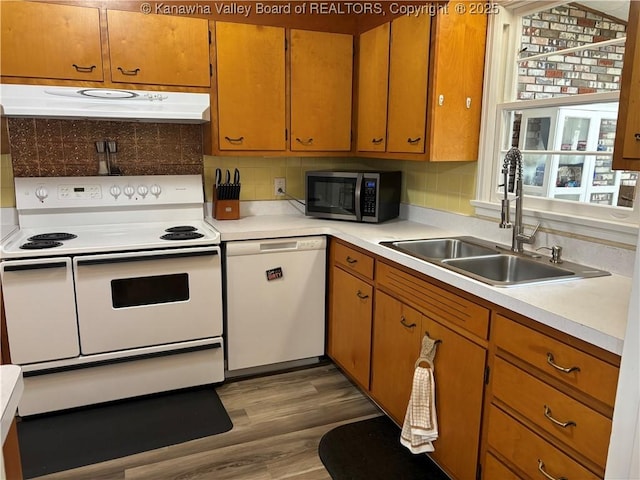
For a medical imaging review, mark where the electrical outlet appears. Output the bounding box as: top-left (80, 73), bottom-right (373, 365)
top-left (274, 177), bottom-right (286, 196)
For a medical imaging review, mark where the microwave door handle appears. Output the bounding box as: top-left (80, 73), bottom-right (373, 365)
top-left (355, 173), bottom-right (363, 221)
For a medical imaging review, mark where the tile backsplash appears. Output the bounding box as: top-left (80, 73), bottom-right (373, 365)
top-left (7, 118), bottom-right (203, 177)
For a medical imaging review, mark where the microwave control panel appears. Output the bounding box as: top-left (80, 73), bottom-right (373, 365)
top-left (363, 179), bottom-right (377, 216)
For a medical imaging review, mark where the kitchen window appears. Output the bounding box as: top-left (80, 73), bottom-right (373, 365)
top-left (474, 1), bottom-right (639, 245)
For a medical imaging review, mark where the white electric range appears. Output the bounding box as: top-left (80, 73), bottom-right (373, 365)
top-left (0, 175), bottom-right (224, 416)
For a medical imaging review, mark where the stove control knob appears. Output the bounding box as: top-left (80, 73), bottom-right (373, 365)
top-left (150, 184), bottom-right (162, 198)
top-left (137, 185), bottom-right (149, 198)
top-left (109, 185), bottom-right (122, 199)
top-left (35, 186), bottom-right (48, 202)
top-left (124, 185), bottom-right (135, 199)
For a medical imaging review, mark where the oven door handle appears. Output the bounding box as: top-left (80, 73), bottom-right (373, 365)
top-left (1, 257), bottom-right (72, 274)
top-left (74, 246), bottom-right (220, 267)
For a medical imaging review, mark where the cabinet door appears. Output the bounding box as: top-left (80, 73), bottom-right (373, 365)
top-left (290, 29), bottom-right (353, 151)
top-left (0, 2), bottom-right (103, 81)
top-left (370, 291), bottom-right (423, 424)
top-left (428, 2), bottom-right (487, 161)
top-left (387, 14), bottom-right (430, 154)
top-left (614, 0), bottom-right (640, 169)
top-left (356, 23), bottom-right (390, 152)
top-left (107, 10), bottom-right (210, 87)
top-left (328, 266), bottom-right (373, 389)
top-left (215, 23), bottom-right (286, 151)
top-left (423, 315), bottom-right (486, 480)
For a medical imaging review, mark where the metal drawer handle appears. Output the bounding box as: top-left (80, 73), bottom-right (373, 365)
top-left (400, 316), bottom-right (416, 329)
top-left (537, 459), bottom-right (567, 480)
top-left (635, 133), bottom-right (640, 141)
top-left (424, 332), bottom-right (443, 345)
top-left (224, 136), bottom-right (244, 144)
top-left (346, 256), bottom-right (358, 264)
top-left (295, 137), bottom-right (313, 146)
top-left (546, 353), bottom-right (580, 374)
top-left (72, 64), bottom-right (96, 73)
top-left (117, 67), bottom-right (141, 76)
top-left (356, 290), bottom-right (369, 300)
top-left (371, 137), bottom-right (384, 144)
top-left (544, 405), bottom-right (576, 428)
top-left (407, 137), bottom-right (421, 144)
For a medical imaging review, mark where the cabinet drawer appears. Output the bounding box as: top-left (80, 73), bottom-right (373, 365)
top-left (333, 242), bottom-right (374, 279)
top-left (492, 357), bottom-right (612, 468)
top-left (487, 406), bottom-right (600, 480)
top-left (483, 453), bottom-right (520, 480)
top-left (493, 315), bottom-right (619, 407)
top-left (377, 262), bottom-right (490, 339)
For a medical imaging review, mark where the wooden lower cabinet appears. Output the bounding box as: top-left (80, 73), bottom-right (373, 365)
top-left (422, 315), bottom-right (487, 480)
top-left (328, 265), bottom-right (373, 389)
top-left (483, 314), bottom-right (620, 479)
top-left (327, 240), bottom-right (620, 480)
top-left (370, 291), bottom-right (424, 423)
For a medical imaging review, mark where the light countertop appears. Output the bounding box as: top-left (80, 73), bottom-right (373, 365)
top-left (1, 365), bottom-right (23, 445)
top-left (207, 212), bottom-right (631, 355)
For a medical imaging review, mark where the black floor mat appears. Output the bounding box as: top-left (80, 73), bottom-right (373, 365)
top-left (319, 415), bottom-right (450, 480)
top-left (17, 386), bottom-right (233, 479)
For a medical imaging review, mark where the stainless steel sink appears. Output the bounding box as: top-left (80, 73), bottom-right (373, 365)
top-left (379, 236), bottom-right (610, 287)
top-left (381, 237), bottom-right (499, 261)
top-left (442, 254), bottom-right (575, 287)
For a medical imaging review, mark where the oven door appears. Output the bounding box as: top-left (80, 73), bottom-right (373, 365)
top-left (0, 257), bottom-right (80, 364)
top-left (73, 246), bottom-right (222, 355)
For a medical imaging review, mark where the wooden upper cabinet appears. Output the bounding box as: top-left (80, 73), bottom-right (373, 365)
top-left (0, 1), bottom-right (103, 81)
top-left (356, 23), bottom-right (390, 152)
top-left (290, 29), bottom-right (353, 151)
top-left (107, 10), bottom-right (210, 87)
top-left (613, 0), bottom-right (640, 170)
top-left (215, 23), bottom-right (286, 151)
top-left (387, 14), bottom-right (430, 154)
top-left (427, 1), bottom-right (488, 161)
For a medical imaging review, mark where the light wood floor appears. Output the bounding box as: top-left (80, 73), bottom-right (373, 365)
top-left (32, 363), bottom-right (382, 480)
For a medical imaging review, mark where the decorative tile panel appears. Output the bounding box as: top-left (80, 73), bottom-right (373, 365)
top-left (7, 119), bottom-right (203, 177)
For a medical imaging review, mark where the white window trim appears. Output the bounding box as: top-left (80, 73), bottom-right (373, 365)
top-left (474, 3), bottom-right (640, 247)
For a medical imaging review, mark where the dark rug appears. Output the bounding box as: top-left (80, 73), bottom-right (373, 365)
top-left (319, 415), bottom-right (450, 480)
top-left (17, 386), bottom-right (233, 479)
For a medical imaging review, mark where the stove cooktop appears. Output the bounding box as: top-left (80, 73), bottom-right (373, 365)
top-left (1, 175), bottom-right (222, 260)
top-left (3, 220), bottom-right (219, 259)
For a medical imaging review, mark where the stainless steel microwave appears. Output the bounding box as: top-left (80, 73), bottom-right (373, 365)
top-left (305, 171), bottom-right (401, 223)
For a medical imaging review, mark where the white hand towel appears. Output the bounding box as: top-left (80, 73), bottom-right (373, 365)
top-left (400, 365), bottom-right (438, 454)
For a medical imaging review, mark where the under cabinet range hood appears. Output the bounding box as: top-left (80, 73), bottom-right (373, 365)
top-left (0, 84), bottom-right (210, 123)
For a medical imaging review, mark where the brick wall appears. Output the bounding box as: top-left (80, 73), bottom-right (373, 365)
top-left (518, 4), bottom-right (627, 99)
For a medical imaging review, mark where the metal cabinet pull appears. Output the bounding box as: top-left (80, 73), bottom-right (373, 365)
top-left (346, 256), bottom-right (358, 264)
top-left (295, 137), bottom-right (313, 146)
top-left (466, 97), bottom-right (472, 109)
top-left (356, 290), bottom-right (369, 300)
top-left (424, 332), bottom-right (443, 345)
top-left (544, 405), bottom-right (576, 428)
top-left (371, 138), bottom-right (384, 144)
top-left (72, 64), bottom-right (96, 73)
top-left (537, 460), bottom-right (567, 480)
top-left (407, 137), bottom-right (422, 144)
top-left (117, 67), bottom-right (141, 76)
top-left (635, 133), bottom-right (640, 141)
top-left (224, 136), bottom-right (244, 144)
top-left (400, 316), bottom-right (416, 329)
top-left (546, 353), bottom-right (580, 374)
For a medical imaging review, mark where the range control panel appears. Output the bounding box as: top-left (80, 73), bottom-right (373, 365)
top-left (15, 175), bottom-right (204, 209)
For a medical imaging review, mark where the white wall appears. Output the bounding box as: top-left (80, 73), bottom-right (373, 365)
top-left (606, 229), bottom-right (640, 479)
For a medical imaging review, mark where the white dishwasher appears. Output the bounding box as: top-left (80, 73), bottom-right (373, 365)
top-left (225, 236), bottom-right (327, 372)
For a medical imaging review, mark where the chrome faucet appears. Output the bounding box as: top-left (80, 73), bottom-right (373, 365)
top-left (499, 147), bottom-right (539, 253)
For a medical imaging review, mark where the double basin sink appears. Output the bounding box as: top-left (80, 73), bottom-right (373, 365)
top-left (380, 236), bottom-right (610, 287)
